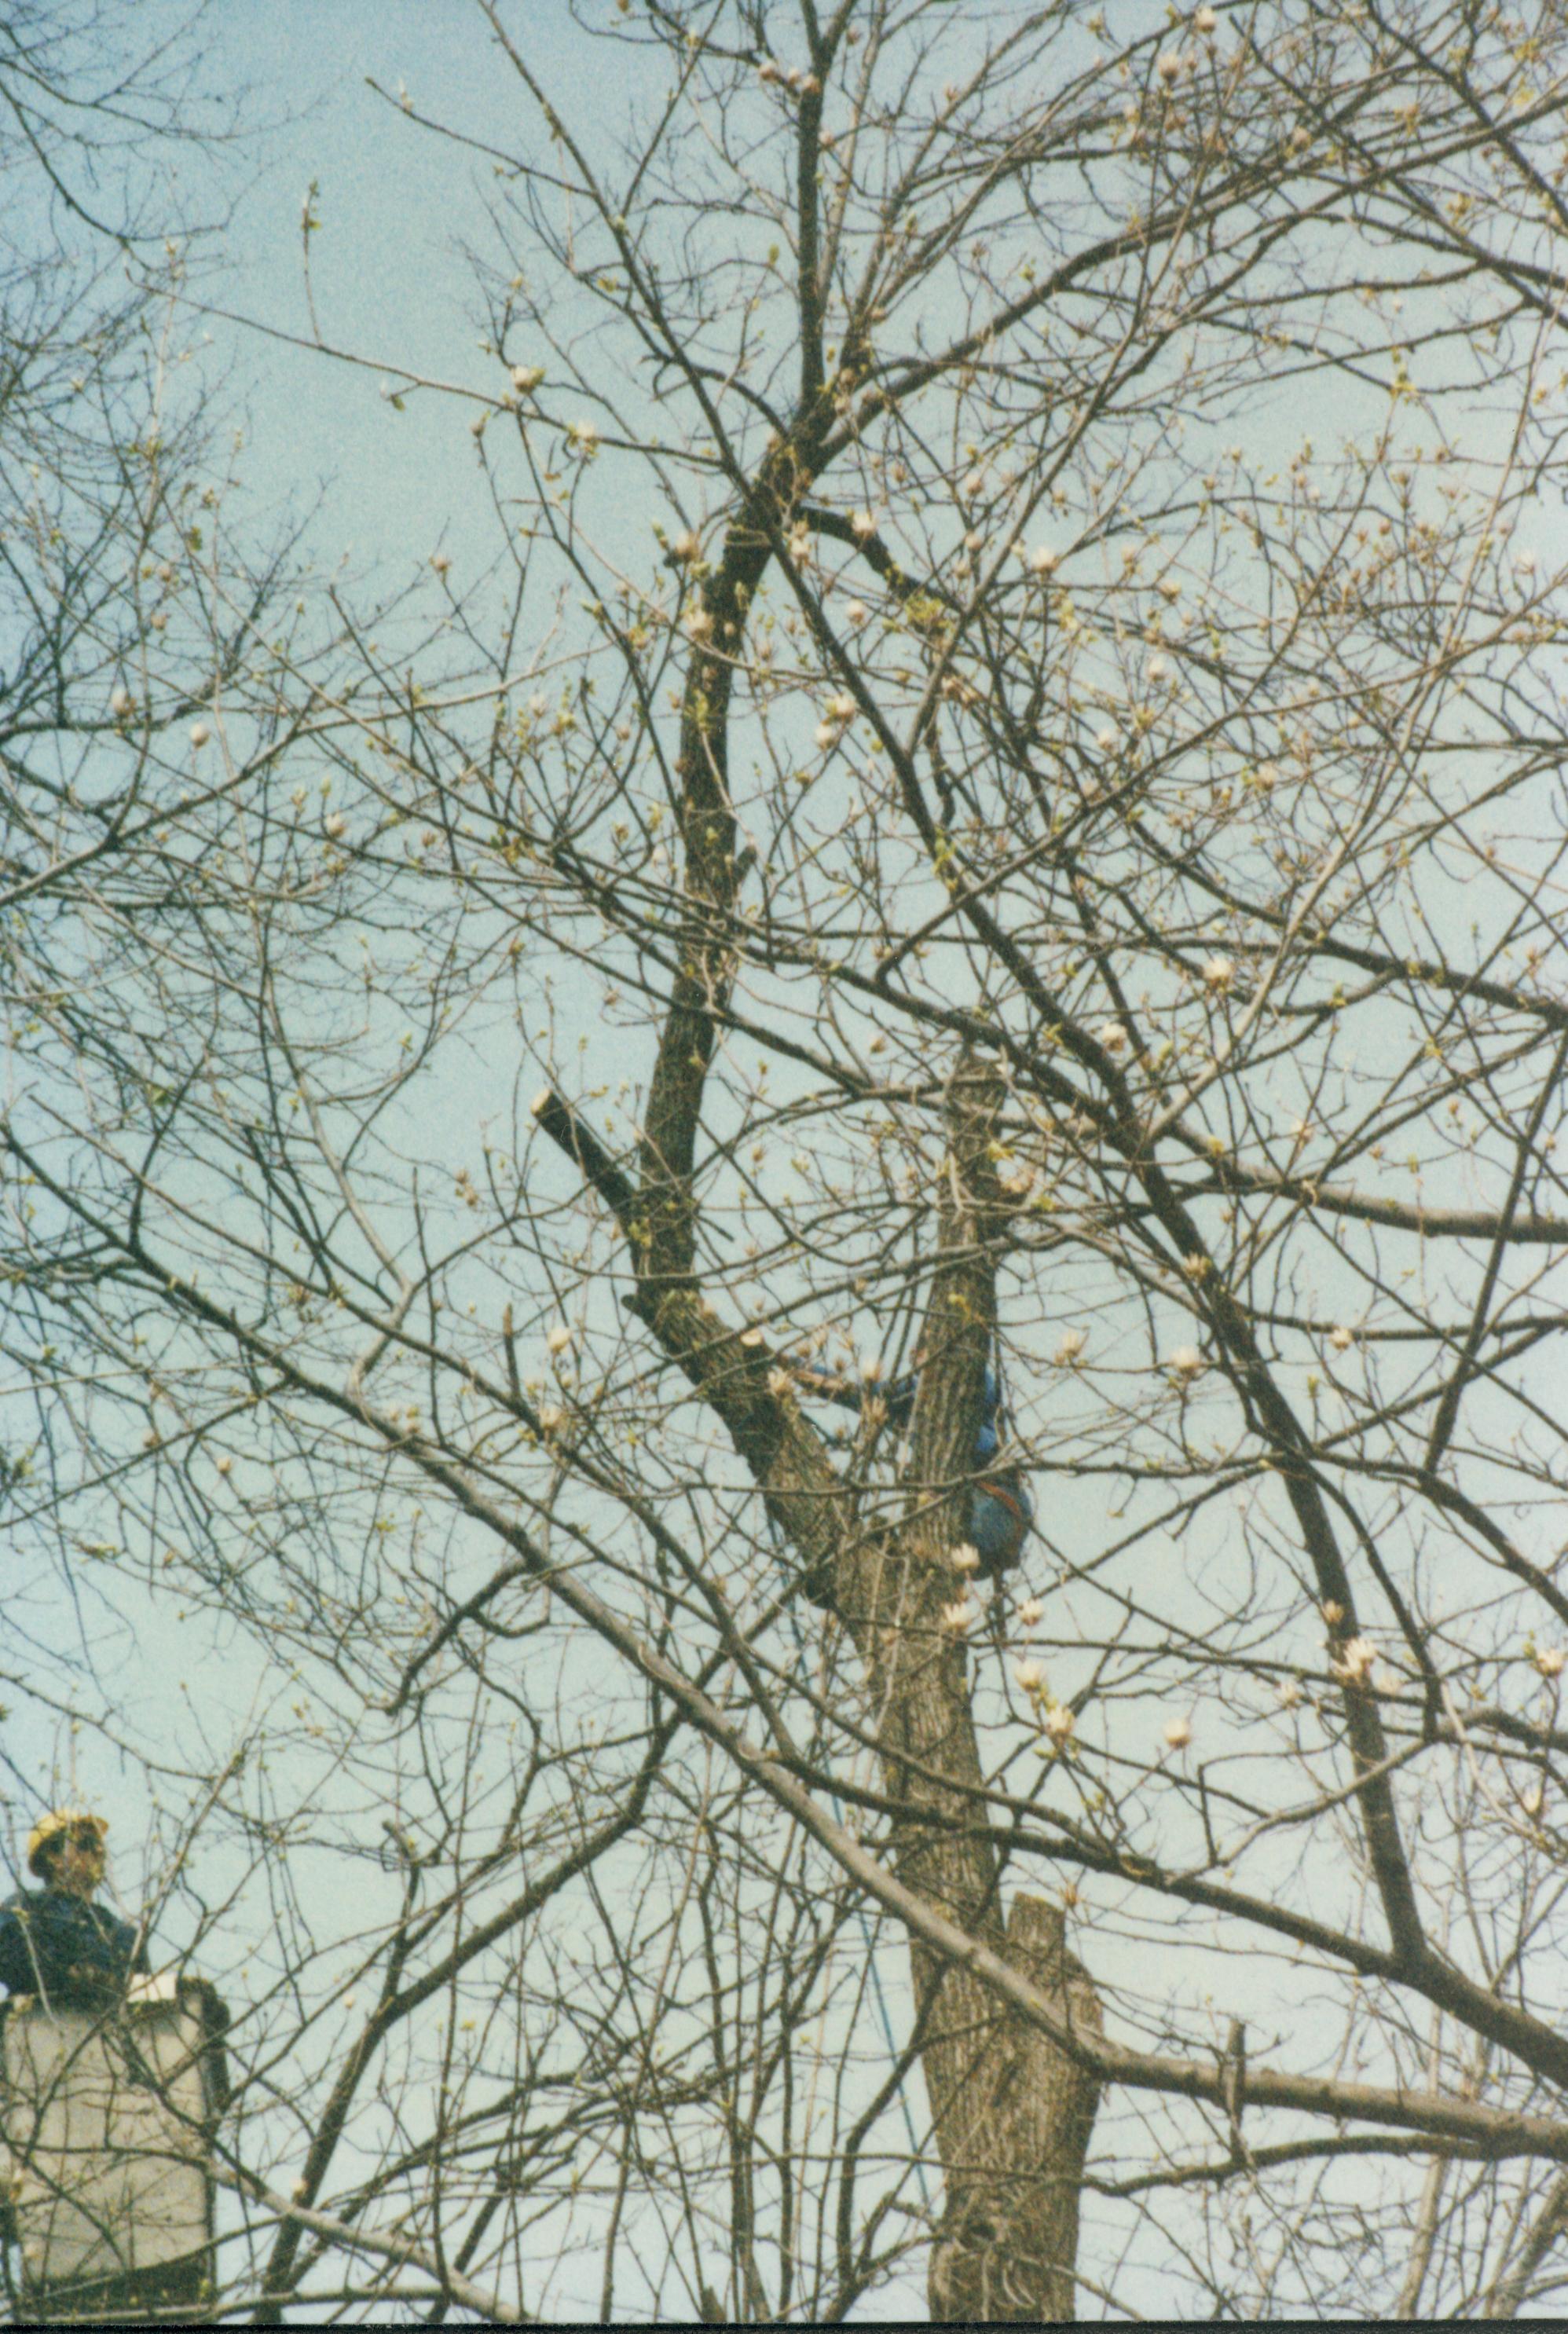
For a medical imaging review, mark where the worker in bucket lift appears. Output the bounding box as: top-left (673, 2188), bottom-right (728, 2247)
top-left (0, 1812), bottom-right (225, 2324)
top-left (0, 1812), bottom-right (148, 2007)
top-left (788, 1349), bottom-right (1033, 1579)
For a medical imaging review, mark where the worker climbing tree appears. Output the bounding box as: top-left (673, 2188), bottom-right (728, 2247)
top-left (786, 1344), bottom-right (1034, 1583)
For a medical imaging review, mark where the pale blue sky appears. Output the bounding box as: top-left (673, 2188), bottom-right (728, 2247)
top-left (184, 2), bottom-right (625, 574)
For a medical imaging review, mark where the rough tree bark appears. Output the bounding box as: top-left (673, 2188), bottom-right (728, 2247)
top-left (928, 1895), bottom-right (1102, 2325)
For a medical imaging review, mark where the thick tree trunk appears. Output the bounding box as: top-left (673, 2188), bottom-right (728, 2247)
top-left (842, 1063), bottom-right (1102, 2321)
top-left (926, 1895), bottom-right (1103, 2323)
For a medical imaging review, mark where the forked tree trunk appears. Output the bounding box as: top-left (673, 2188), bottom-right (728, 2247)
top-left (545, 985), bottom-right (1105, 2328)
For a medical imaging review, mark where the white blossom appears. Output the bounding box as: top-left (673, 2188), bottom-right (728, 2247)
top-left (1053, 1328), bottom-right (1086, 1366)
top-left (1195, 5), bottom-right (1218, 32)
top-left (110, 684), bottom-right (134, 717)
top-left (1163, 1716), bottom-right (1192, 1750)
top-left (324, 812), bottom-right (348, 841)
top-left (1017, 1597), bottom-right (1043, 1628)
top-left (1096, 725), bottom-right (1119, 751)
top-left (1097, 1022), bottom-right (1129, 1056)
top-left (1203, 954), bottom-right (1235, 990)
top-left (1335, 1636), bottom-right (1377, 1685)
top-left (1328, 1325), bottom-right (1355, 1352)
top-left (189, 722), bottom-right (211, 748)
top-left (1147, 653), bottom-right (1171, 684)
top-left (1156, 51), bottom-right (1183, 84)
top-left (1014, 1658), bottom-right (1046, 1693)
top-left (1168, 1344), bottom-right (1205, 1380)
top-left (1043, 1703), bottom-right (1075, 1746)
top-left (430, 552), bottom-right (452, 575)
top-left (1534, 1646), bottom-right (1565, 1680)
top-left (941, 1598), bottom-right (976, 1634)
top-left (1028, 544), bottom-right (1058, 575)
top-left (844, 599), bottom-right (870, 628)
top-left (511, 364), bottom-right (545, 394)
top-left (547, 1324), bottom-right (573, 1356)
top-left (850, 508), bottom-right (878, 540)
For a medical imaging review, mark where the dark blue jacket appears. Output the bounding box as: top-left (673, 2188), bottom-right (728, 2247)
top-left (793, 1361), bottom-right (1032, 1577)
top-left (0, 1889), bottom-right (148, 2004)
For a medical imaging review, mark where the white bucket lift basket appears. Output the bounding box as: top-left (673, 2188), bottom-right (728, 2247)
top-left (0, 1971), bottom-right (229, 2318)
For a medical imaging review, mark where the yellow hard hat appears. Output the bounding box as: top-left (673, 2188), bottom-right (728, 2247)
top-left (26, 1809), bottom-right (108, 1877)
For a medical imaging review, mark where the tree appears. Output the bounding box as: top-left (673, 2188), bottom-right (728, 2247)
top-left (6, 0), bottom-right (1568, 2318)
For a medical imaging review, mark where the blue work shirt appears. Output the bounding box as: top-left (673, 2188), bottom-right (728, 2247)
top-left (0, 1889), bottom-right (148, 2005)
top-left (796, 1361), bottom-right (1032, 1575)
